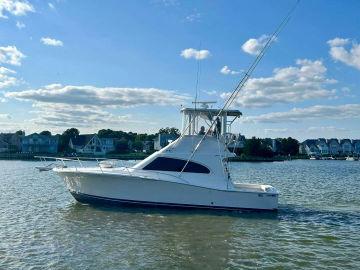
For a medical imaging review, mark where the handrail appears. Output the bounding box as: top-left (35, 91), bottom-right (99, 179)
top-left (34, 156), bottom-right (190, 184)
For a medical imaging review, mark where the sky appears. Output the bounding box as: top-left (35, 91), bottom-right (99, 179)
top-left (0, 0), bottom-right (360, 141)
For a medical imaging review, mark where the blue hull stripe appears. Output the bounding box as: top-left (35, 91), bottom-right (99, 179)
top-left (70, 191), bottom-right (277, 212)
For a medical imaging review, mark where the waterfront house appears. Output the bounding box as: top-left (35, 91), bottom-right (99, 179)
top-left (301, 139), bottom-right (320, 156)
top-left (69, 134), bottom-right (115, 155)
top-left (327, 138), bottom-right (341, 155)
top-left (352, 140), bottom-right (360, 155)
top-left (340, 139), bottom-right (353, 155)
top-left (261, 138), bottom-right (278, 153)
top-left (154, 134), bottom-right (179, 150)
top-left (226, 133), bottom-right (246, 152)
top-left (0, 133), bottom-right (23, 152)
top-left (100, 137), bottom-right (116, 153)
top-left (0, 139), bottom-right (9, 152)
top-left (142, 140), bottom-right (154, 153)
top-left (22, 133), bottom-right (59, 154)
top-left (316, 138), bottom-right (329, 155)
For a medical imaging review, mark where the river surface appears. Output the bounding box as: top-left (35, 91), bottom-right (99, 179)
top-left (0, 160), bottom-right (359, 269)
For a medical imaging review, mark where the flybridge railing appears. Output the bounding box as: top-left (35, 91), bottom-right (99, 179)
top-left (34, 156), bottom-right (190, 184)
top-left (35, 156), bottom-right (132, 173)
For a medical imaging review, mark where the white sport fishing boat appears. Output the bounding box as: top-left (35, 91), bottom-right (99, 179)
top-left (52, 106), bottom-right (279, 211)
top-left (40, 0), bottom-right (301, 211)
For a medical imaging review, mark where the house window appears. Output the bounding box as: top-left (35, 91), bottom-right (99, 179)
top-left (143, 157), bottom-right (210, 174)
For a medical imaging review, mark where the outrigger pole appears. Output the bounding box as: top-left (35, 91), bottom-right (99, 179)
top-left (179, 0), bottom-right (301, 175)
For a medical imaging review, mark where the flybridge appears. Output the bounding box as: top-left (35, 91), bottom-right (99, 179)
top-left (180, 106), bottom-right (242, 136)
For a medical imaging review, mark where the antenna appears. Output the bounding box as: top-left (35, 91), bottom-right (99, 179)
top-left (194, 41), bottom-right (202, 112)
top-left (179, 0), bottom-right (301, 176)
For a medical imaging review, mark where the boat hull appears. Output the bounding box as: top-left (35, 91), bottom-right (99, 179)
top-left (57, 171), bottom-right (278, 211)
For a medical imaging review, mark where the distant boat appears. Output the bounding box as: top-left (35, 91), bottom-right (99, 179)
top-left (35, 156), bottom-right (55, 171)
top-left (309, 156), bottom-right (318, 160)
top-left (35, 165), bottom-right (53, 172)
top-left (345, 156), bottom-right (356, 161)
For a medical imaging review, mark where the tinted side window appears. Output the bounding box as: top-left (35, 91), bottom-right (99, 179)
top-left (143, 157), bottom-right (210, 174)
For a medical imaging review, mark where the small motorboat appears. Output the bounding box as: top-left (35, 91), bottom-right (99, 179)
top-left (35, 156), bottom-right (55, 171)
top-left (35, 165), bottom-right (54, 172)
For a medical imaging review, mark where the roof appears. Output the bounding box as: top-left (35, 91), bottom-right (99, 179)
top-left (0, 133), bottom-right (19, 142)
top-left (0, 139), bottom-right (9, 147)
top-left (70, 134), bottom-right (96, 146)
top-left (181, 107), bottom-right (242, 117)
top-left (302, 139), bottom-right (317, 146)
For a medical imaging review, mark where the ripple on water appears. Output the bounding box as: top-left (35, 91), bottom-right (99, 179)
top-left (0, 160), bottom-right (360, 270)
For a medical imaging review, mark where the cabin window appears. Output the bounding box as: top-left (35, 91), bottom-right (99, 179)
top-left (143, 157), bottom-right (210, 174)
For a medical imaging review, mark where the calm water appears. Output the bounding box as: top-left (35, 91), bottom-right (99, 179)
top-left (0, 160), bottom-right (359, 269)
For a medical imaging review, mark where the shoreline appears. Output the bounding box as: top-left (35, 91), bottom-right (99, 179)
top-left (0, 153), bottom-right (308, 162)
top-left (0, 153), bottom-right (350, 162)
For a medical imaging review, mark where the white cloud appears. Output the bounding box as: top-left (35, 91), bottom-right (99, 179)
top-left (6, 84), bottom-right (191, 107)
top-left (5, 84), bottom-right (188, 130)
top-left (221, 59), bottom-right (336, 108)
top-left (6, 84), bottom-right (190, 129)
top-left (0, 45), bottom-right (25, 66)
top-left (341, 87), bottom-right (351, 93)
top-left (243, 104), bottom-right (360, 123)
top-left (40, 37), bottom-right (63, 47)
top-left (327, 38), bottom-right (349, 47)
top-left (48, 2), bottom-right (55, 10)
top-left (0, 66), bottom-right (18, 89)
top-left (328, 37), bottom-right (360, 70)
top-left (241, 34), bottom-right (275, 56)
top-left (220, 65), bottom-right (241, 75)
top-left (264, 128), bottom-right (288, 134)
top-left (180, 48), bottom-right (211, 60)
top-left (29, 103), bottom-right (137, 128)
top-left (307, 126), bottom-right (348, 132)
top-left (155, 0), bottom-right (179, 6)
top-left (184, 12), bottom-right (201, 22)
top-left (202, 90), bottom-right (218, 96)
top-left (0, 113), bottom-right (11, 119)
top-left (0, 0), bottom-right (34, 18)
top-left (16, 21), bottom-right (25, 29)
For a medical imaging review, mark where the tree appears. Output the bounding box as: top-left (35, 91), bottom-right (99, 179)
top-left (135, 134), bottom-right (147, 142)
top-left (158, 127), bottom-right (180, 136)
top-left (115, 138), bottom-right (129, 153)
top-left (58, 128), bottom-right (80, 153)
top-left (15, 130), bottom-right (25, 136)
top-left (277, 137), bottom-right (299, 155)
top-left (243, 137), bottom-right (274, 158)
top-left (40, 130), bottom-right (51, 136)
top-left (62, 128), bottom-right (80, 138)
top-left (132, 141), bottom-right (143, 151)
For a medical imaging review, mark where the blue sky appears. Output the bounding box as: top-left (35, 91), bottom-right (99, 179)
top-left (0, 0), bottom-right (360, 140)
